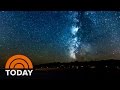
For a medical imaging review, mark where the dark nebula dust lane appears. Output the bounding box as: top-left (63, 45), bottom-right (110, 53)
top-left (0, 11), bottom-right (120, 66)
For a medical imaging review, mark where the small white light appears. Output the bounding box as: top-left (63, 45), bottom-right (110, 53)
top-left (81, 66), bottom-right (84, 68)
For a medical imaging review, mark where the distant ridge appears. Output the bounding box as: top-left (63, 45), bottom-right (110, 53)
top-left (34, 59), bottom-right (120, 68)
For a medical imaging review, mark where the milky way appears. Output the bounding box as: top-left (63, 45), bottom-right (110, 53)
top-left (0, 11), bottom-right (120, 65)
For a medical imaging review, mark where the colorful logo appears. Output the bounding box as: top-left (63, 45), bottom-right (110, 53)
top-left (5, 55), bottom-right (33, 76)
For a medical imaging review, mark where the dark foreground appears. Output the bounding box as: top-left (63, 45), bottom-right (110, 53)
top-left (1, 60), bottom-right (120, 80)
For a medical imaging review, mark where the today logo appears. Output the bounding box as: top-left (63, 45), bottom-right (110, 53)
top-left (5, 55), bottom-right (33, 76)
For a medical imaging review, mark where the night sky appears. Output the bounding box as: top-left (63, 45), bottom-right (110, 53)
top-left (0, 11), bottom-right (120, 66)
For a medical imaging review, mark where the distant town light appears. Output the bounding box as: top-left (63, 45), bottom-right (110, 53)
top-left (76, 66), bottom-right (79, 69)
top-left (81, 66), bottom-right (84, 68)
top-left (105, 65), bottom-right (108, 68)
top-left (116, 66), bottom-right (120, 69)
top-left (90, 66), bottom-right (95, 69)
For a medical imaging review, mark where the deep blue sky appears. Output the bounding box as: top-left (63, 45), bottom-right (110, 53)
top-left (0, 11), bottom-right (120, 65)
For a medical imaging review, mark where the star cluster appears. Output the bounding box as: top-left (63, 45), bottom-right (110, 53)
top-left (0, 11), bottom-right (120, 65)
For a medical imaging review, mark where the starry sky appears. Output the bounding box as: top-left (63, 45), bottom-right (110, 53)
top-left (0, 11), bottom-right (120, 66)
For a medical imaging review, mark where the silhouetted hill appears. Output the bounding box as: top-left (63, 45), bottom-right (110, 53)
top-left (1, 59), bottom-right (120, 80)
top-left (34, 59), bottom-right (120, 69)
top-left (32, 59), bottom-right (120, 80)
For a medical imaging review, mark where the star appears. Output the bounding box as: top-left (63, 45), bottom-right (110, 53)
top-left (0, 11), bottom-right (120, 66)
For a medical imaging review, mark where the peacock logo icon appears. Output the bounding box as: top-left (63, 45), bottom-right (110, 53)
top-left (5, 55), bottom-right (33, 76)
